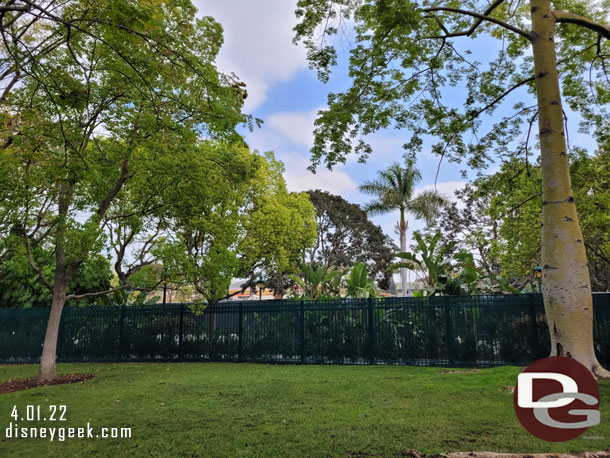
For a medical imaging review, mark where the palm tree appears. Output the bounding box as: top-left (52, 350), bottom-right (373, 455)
top-left (359, 161), bottom-right (448, 296)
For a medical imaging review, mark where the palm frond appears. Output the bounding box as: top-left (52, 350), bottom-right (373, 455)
top-left (358, 161), bottom-right (426, 215)
top-left (362, 201), bottom-right (395, 216)
top-left (405, 190), bottom-right (450, 225)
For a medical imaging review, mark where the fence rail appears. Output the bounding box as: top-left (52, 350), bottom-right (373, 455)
top-left (2, 294), bottom-right (610, 367)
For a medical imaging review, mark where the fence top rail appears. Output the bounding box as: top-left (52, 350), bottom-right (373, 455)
top-left (2, 293), bottom-right (609, 316)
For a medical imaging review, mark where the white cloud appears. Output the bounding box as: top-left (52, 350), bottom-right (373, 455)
top-left (278, 153), bottom-right (357, 196)
top-left (193, 0), bottom-right (307, 111)
top-left (266, 109), bottom-right (319, 147)
top-left (364, 136), bottom-right (405, 162)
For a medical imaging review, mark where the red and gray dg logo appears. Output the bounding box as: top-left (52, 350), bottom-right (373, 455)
top-left (513, 356), bottom-right (600, 442)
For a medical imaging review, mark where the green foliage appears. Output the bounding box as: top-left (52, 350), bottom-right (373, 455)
top-left (293, 0), bottom-right (610, 205)
top-left (345, 262), bottom-right (377, 298)
top-left (162, 145), bottom-right (317, 304)
top-left (289, 263), bottom-right (343, 300)
top-left (304, 189), bottom-right (394, 290)
top-left (393, 231), bottom-right (518, 296)
top-left (99, 289), bottom-right (160, 307)
top-left (0, 0), bottom-right (250, 311)
top-left (67, 255), bottom-right (114, 306)
top-left (360, 159), bottom-right (448, 226)
top-left (0, 236), bottom-right (113, 308)
top-left (435, 148), bottom-right (610, 290)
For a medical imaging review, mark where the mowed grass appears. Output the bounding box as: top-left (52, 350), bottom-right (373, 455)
top-left (1, 363), bottom-right (609, 457)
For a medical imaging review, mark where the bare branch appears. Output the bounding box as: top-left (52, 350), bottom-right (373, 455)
top-left (421, 4), bottom-right (531, 40)
top-left (66, 284), bottom-right (132, 300)
top-left (425, 0), bottom-right (506, 38)
top-left (553, 11), bottom-right (610, 40)
top-left (524, 111), bottom-right (538, 176)
top-left (468, 75), bottom-right (535, 121)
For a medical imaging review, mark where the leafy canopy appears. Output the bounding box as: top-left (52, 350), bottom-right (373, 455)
top-left (294, 0), bottom-right (610, 171)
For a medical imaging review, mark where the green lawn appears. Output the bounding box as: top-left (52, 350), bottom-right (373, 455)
top-left (0, 363), bottom-right (609, 457)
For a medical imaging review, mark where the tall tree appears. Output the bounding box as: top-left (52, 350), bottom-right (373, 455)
top-left (359, 161), bottom-right (447, 296)
top-left (0, 1), bottom-right (247, 381)
top-left (294, 0), bottom-right (610, 376)
top-left (305, 189), bottom-right (395, 290)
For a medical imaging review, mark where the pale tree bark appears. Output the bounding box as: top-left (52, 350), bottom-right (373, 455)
top-left (530, 0), bottom-right (610, 378)
top-left (399, 209), bottom-right (408, 297)
top-left (39, 286), bottom-right (67, 381)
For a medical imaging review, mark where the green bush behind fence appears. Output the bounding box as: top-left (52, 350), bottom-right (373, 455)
top-left (2, 294), bottom-right (610, 366)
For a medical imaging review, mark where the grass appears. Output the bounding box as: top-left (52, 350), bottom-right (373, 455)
top-left (0, 363), bottom-right (609, 457)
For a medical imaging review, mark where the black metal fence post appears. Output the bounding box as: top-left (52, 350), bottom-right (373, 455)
top-left (238, 302), bottom-right (244, 362)
top-left (118, 305), bottom-right (125, 362)
top-left (300, 301), bottom-right (305, 364)
top-left (444, 297), bottom-right (455, 366)
top-left (528, 294), bottom-right (540, 361)
top-left (56, 308), bottom-right (66, 362)
top-left (178, 303), bottom-right (184, 359)
top-left (368, 297), bottom-right (375, 364)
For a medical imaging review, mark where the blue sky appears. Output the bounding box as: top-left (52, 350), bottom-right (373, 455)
top-left (193, 0), bottom-right (595, 249)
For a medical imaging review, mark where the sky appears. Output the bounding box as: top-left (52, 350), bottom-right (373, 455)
top-left (192, 0), bottom-right (594, 249)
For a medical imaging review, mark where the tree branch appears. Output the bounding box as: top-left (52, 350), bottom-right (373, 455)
top-left (425, 0), bottom-right (506, 38)
top-left (223, 275), bottom-right (256, 301)
top-left (553, 11), bottom-right (610, 40)
top-left (585, 242), bottom-right (610, 266)
top-left (421, 5), bottom-right (531, 40)
top-left (66, 284), bottom-right (132, 300)
top-left (468, 75), bottom-right (535, 122)
top-left (24, 233), bottom-right (53, 291)
top-left (504, 192), bottom-right (542, 217)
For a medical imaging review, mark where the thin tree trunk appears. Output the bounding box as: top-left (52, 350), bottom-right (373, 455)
top-left (399, 209), bottom-right (408, 297)
top-left (38, 185), bottom-right (71, 382)
top-left (208, 301), bottom-right (218, 350)
top-left (38, 285), bottom-right (67, 381)
top-left (530, 0), bottom-right (609, 377)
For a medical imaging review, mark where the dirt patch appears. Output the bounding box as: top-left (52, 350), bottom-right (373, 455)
top-left (499, 385), bottom-right (515, 393)
top-left (398, 452), bottom-right (610, 458)
top-left (0, 373), bottom-right (95, 394)
top-left (441, 453), bottom-right (610, 458)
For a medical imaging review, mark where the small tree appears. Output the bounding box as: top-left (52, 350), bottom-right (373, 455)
top-left (0, 1), bottom-right (246, 381)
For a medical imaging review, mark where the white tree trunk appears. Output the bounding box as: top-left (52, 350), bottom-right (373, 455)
top-left (531, 0), bottom-right (609, 377)
top-left (399, 210), bottom-right (408, 297)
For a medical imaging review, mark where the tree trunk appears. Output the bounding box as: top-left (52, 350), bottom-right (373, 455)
top-left (208, 301), bottom-right (218, 352)
top-left (530, 0), bottom-right (609, 377)
top-left (399, 209), bottom-right (408, 297)
top-left (38, 185), bottom-right (73, 382)
top-left (38, 285), bottom-right (67, 381)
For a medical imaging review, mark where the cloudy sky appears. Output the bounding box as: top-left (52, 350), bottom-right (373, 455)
top-left (192, 0), bottom-right (591, 248)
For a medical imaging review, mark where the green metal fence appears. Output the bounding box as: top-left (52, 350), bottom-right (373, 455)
top-left (2, 294), bottom-right (610, 366)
